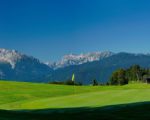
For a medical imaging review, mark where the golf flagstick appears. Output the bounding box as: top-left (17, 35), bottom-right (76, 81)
top-left (72, 73), bottom-right (75, 95)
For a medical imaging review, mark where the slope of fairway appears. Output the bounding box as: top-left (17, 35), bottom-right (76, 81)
top-left (1, 87), bottom-right (150, 110)
top-left (0, 80), bottom-right (124, 106)
top-left (0, 81), bottom-right (150, 110)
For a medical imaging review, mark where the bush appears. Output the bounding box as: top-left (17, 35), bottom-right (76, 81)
top-left (48, 81), bottom-right (64, 85)
top-left (65, 80), bottom-right (75, 85)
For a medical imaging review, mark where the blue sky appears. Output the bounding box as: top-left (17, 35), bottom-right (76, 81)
top-left (0, 0), bottom-right (150, 62)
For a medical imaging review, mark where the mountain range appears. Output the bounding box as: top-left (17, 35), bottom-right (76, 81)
top-left (0, 49), bottom-right (52, 82)
top-left (49, 52), bottom-right (150, 84)
top-left (0, 48), bottom-right (150, 84)
top-left (46, 51), bottom-right (114, 69)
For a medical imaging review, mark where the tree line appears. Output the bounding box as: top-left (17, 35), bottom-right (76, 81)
top-left (49, 79), bottom-right (99, 86)
top-left (109, 65), bottom-right (150, 85)
top-left (49, 80), bottom-right (83, 86)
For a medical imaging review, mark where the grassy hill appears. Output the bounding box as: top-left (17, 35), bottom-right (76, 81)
top-left (0, 81), bottom-right (150, 120)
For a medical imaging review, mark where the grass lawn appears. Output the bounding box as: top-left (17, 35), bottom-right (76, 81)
top-left (0, 80), bottom-right (150, 120)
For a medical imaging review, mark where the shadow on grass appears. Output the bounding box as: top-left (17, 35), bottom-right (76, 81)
top-left (1, 102), bottom-right (150, 120)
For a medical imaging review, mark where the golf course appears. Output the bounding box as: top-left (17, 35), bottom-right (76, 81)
top-left (0, 81), bottom-right (150, 120)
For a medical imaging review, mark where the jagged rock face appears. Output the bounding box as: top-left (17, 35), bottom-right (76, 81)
top-left (0, 49), bottom-right (22, 69)
top-left (0, 48), bottom-right (53, 82)
top-left (47, 51), bottom-right (114, 69)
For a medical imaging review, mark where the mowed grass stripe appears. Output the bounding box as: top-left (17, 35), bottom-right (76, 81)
top-left (1, 88), bottom-right (150, 110)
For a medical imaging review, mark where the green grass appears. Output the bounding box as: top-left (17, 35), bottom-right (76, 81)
top-left (0, 81), bottom-right (150, 119)
top-left (0, 81), bottom-right (109, 105)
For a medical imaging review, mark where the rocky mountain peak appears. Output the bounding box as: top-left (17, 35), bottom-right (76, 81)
top-left (0, 48), bottom-right (23, 68)
top-left (47, 51), bottom-right (114, 69)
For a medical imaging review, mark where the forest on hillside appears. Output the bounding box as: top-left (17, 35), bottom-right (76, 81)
top-left (109, 65), bottom-right (150, 85)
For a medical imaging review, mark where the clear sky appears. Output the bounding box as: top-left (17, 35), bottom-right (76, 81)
top-left (0, 0), bottom-right (150, 62)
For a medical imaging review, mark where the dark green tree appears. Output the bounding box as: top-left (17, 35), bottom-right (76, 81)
top-left (126, 65), bottom-right (143, 81)
top-left (110, 69), bottom-right (128, 85)
top-left (92, 79), bottom-right (98, 86)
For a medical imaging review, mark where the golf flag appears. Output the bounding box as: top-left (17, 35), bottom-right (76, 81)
top-left (72, 73), bottom-right (75, 82)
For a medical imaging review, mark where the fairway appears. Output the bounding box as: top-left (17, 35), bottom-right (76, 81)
top-left (1, 81), bottom-right (150, 120)
top-left (1, 81), bottom-right (150, 110)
